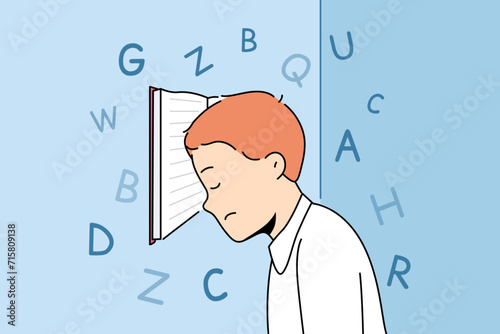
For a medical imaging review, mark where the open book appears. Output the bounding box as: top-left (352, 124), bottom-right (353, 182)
top-left (149, 87), bottom-right (222, 244)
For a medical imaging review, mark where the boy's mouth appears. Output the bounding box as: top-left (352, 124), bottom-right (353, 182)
top-left (224, 212), bottom-right (236, 220)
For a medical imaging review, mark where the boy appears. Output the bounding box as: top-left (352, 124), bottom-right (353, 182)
top-left (184, 91), bottom-right (386, 333)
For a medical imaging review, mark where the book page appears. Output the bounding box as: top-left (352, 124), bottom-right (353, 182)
top-left (159, 90), bottom-right (218, 239)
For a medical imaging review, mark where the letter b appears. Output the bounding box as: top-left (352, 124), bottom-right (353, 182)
top-left (242, 28), bottom-right (257, 52)
top-left (116, 169), bottom-right (138, 202)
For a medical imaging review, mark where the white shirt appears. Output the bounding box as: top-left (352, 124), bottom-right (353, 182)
top-left (267, 194), bottom-right (387, 333)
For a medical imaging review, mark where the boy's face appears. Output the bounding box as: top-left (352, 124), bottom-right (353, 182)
top-left (192, 142), bottom-right (278, 242)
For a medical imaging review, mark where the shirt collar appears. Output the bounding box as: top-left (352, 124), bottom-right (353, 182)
top-left (269, 194), bottom-right (312, 274)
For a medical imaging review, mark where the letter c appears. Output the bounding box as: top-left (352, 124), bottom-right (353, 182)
top-left (204, 268), bottom-right (228, 302)
top-left (368, 93), bottom-right (384, 114)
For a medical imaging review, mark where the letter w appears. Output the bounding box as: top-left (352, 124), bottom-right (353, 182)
top-left (90, 106), bottom-right (116, 132)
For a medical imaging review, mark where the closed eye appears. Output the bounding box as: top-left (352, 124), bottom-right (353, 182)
top-left (210, 183), bottom-right (221, 190)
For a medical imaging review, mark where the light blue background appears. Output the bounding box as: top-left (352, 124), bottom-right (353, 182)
top-left (321, 0), bottom-right (500, 333)
top-left (1, 1), bottom-right (320, 333)
top-left (2, 0), bottom-right (498, 333)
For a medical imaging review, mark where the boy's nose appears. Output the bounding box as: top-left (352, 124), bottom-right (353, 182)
top-left (202, 199), bottom-right (212, 213)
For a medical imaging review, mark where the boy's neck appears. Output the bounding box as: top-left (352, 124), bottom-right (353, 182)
top-left (269, 182), bottom-right (302, 239)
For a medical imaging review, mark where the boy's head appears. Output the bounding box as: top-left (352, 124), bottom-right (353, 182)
top-left (184, 91), bottom-right (305, 242)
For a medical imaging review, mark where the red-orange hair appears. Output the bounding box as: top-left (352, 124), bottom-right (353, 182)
top-left (184, 91), bottom-right (305, 181)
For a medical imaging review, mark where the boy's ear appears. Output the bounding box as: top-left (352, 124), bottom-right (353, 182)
top-left (264, 152), bottom-right (286, 180)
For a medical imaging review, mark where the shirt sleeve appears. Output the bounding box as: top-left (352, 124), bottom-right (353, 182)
top-left (296, 219), bottom-right (386, 333)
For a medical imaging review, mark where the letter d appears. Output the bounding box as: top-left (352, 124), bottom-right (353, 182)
top-left (89, 223), bottom-right (114, 256)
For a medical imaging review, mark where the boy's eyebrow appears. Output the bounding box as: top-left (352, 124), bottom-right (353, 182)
top-left (200, 166), bottom-right (214, 174)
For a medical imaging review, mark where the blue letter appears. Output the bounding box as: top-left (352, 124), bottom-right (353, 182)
top-left (335, 129), bottom-right (360, 162)
top-left (184, 46), bottom-right (214, 76)
top-left (242, 28), bottom-right (257, 52)
top-left (204, 268), bottom-right (228, 302)
top-left (90, 106), bottom-right (116, 132)
top-left (119, 43), bottom-right (144, 76)
top-left (387, 255), bottom-right (411, 289)
top-left (370, 187), bottom-right (404, 225)
top-left (329, 31), bottom-right (353, 60)
top-left (116, 169), bottom-right (138, 203)
top-left (281, 54), bottom-right (311, 88)
top-left (89, 223), bottom-right (114, 256)
top-left (137, 268), bottom-right (170, 305)
top-left (368, 93), bottom-right (385, 114)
